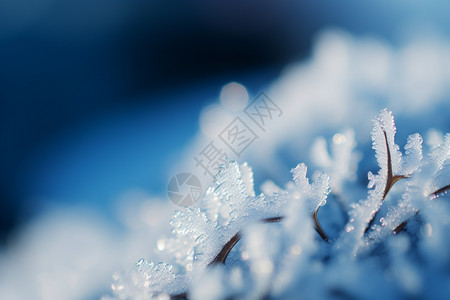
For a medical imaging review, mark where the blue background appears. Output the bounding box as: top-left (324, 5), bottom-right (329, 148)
top-left (2, 0), bottom-right (450, 242)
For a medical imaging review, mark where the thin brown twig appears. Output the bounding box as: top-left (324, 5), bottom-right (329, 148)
top-left (209, 216), bottom-right (284, 265)
top-left (209, 232), bottom-right (242, 265)
top-left (431, 184), bottom-right (450, 198)
top-left (313, 209), bottom-right (329, 241)
top-left (392, 185), bottom-right (450, 234)
top-left (393, 221), bottom-right (408, 235)
top-left (171, 292), bottom-right (188, 300)
top-left (209, 212), bottom-right (329, 266)
top-left (382, 131), bottom-right (410, 200)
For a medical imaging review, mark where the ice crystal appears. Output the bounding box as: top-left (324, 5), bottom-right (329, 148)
top-left (290, 163), bottom-right (330, 214)
top-left (105, 160), bottom-right (290, 299)
top-left (105, 109), bottom-right (450, 300)
top-left (108, 259), bottom-right (181, 300)
top-left (339, 109), bottom-right (424, 254)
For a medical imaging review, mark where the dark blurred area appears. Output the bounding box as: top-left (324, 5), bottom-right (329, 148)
top-left (1, 0), bottom-right (450, 242)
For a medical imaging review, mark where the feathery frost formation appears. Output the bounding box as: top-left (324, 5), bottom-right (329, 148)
top-left (105, 109), bottom-right (450, 300)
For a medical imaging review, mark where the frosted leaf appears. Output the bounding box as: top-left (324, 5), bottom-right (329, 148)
top-left (214, 160), bottom-right (249, 221)
top-left (291, 163), bottom-right (309, 190)
top-left (431, 161), bottom-right (450, 199)
top-left (290, 163), bottom-right (330, 214)
top-left (206, 160), bottom-right (285, 232)
top-left (371, 109), bottom-right (402, 176)
top-left (106, 160), bottom-right (290, 298)
top-left (367, 178), bottom-right (420, 243)
top-left (430, 133), bottom-right (450, 171)
top-left (199, 160), bottom-right (254, 227)
top-left (105, 106), bottom-right (450, 299)
top-left (341, 189), bottom-right (385, 255)
top-left (311, 172), bottom-right (331, 208)
top-left (421, 133), bottom-right (450, 198)
top-left (340, 110), bottom-right (410, 254)
top-left (344, 110), bottom-right (433, 254)
top-left (239, 162), bottom-right (255, 197)
top-left (110, 259), bottom-right (183, 300)
top-left (200, 186), bottom-right (232, 226)
top-left (401, 133), bottom-right (423, 175)
top-left (351, 109), bottom-right (406, 241)
top-left (170, 208), bottom-right (210, 238)
top-left (367, 171), bottom-right (376, 189)
top-left (366, 110), bottom-right (420, 208)
top-left (136, 259), bottom-right (177, 290)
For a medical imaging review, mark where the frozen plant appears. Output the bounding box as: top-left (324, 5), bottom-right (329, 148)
top-left (104, 109), bottom-right (450, 300)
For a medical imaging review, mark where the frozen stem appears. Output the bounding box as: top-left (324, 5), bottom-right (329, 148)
top-left (210, 211), bottom-right (329, 266)
top-left (313, 208), bottom-right (329, 241)
top-left (382, 131), bottom-right (409, 200)
top-left (393, 221), bottom-right (408, 235)
top-left (209, 216), bottom-right (284, 265)
top-left (392, 185), bottom-right (450, 234)
top-left (431, 184), bottom-right (450, 199)
top-left (171, 292), bottom-right (188, 300)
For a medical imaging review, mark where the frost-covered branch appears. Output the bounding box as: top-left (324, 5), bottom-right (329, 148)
top-left (104, 109), bottom-right (450, 300)
top-left (312, 209), bottom-right (329, 241)
top-left (364, 129), bottom-right (409, 234)
top-left (393, 183), bottom-right (450, 235)
top-left (209, 216), bottom-right (284, 266)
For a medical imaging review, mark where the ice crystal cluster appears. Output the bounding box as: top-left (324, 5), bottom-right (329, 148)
top-left (104, 109), bottom-right (450, 300)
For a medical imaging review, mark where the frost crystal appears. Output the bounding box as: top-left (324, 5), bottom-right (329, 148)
top-left (340, 109), bottom-right (425, 254)
top-left (105, 109), bottom-right (450, 300)
top-left (290, 163), bottom-right (330, 214)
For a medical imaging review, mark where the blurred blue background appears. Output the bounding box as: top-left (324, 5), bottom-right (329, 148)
top-left (2, 0), bottom-right (450, 243)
